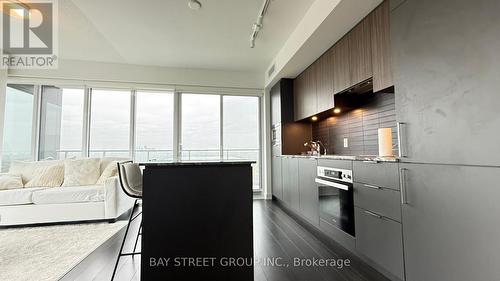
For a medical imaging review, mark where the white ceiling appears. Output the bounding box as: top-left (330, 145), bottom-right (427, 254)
top-left (59, 0), bottom-right (315, 72)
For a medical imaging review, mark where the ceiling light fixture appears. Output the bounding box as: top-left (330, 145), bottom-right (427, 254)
top-left (250, 0), bottom-right (272, 48)
top-left (311, 116), bottom-right (318, 121)
top-left (188, 0), bottom-right (202, 10)
top-left (333, 108), bottom-right (341, 114)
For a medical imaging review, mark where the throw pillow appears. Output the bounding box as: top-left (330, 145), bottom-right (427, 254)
top-left (9, 159), bottom-right (65, 184)
top-left (0, 174), bottom-right (24, 190)
top-left (25, 164), bottom-right (65, 188)
top-left (8, 161), bottom-right (31, 184)
top-left (96, 161), bottom-right (118, 185)
top-left (62, 158), bottom-right (101, 187)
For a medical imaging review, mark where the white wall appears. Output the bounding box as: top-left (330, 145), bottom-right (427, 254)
top-left (0, 67), bottom-right (7, 168)
top-left (8, 59), bottom-right (264, 94)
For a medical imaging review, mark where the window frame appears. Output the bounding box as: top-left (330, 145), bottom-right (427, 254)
top-left (38, 85), bottom-right (87, 160)
top-left (134, 89), bottom-right (176, 162)
top-left (178, 92), bottom-right (262, 190)
top-left (179, 92), bottom-right (222, 161)
top-left (221, 94), bottom-right (262, 190)
top-left (0, 84), bottom-right (39, 167)
top-left (88, 87), bottom-right (133, 159)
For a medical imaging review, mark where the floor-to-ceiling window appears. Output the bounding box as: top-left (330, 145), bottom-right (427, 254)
top-left (180, 93), bottom-right (221, 161)
top-left (135, 91), bottom-right (174, 162)
top-left (1, 84), bottom-right (35, 172)
top-left (89, 89), bottom-right (131, 158)
top-left (1, 84), bottom-right (262, 190)
top-left (39, 86), bottom-right (85, 160)
top-left (222, 95), bottom-right (260, 189)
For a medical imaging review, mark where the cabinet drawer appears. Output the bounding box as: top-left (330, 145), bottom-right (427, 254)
top-left (353, 161), bottom-right (399, 190)
top-left (355, 207), bottom-right (404, 280)
top-left (298, 158), bottom-right (319, 226)
top-left (353, 182), bottom-right (401, 222)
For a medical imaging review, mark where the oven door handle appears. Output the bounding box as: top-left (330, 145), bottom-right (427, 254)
top-left (315, 178), bottom-right (349, 191)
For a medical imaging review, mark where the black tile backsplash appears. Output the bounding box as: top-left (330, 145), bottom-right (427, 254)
top-left (312, 92), bottom-right (398, 156)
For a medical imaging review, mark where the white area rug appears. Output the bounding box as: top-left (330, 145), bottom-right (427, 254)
top-left (0, 221), bottom-right (126, 281)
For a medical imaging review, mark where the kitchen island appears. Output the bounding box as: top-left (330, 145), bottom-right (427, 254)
top-left (140, 161), bottom-right (254, 281)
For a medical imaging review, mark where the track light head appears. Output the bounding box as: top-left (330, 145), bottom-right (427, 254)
top-left (188, 0), bottom-right (202, 10)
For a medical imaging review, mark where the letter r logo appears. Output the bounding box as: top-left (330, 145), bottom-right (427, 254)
top-left (2, 1), bottom-right (54, 54)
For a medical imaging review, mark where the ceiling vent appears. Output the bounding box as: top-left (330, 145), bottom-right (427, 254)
top-left (268, 63), bottom-right (276, 78)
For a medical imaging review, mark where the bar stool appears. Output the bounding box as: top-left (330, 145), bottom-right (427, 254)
top-left (111, 161), bottom-right (143, 280)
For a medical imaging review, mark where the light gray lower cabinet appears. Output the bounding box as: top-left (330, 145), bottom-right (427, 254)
top-left (353, 161), bottom-right (400, 190)
top-left (281, 157), bottom-right (299, 211)
top-left (289, 158), bottom-right (300, 211)
top-left (353, 182), bottom-right (401, 222)
top-left (355, 207), bottom-right (404, 280)
top-left (400, 163), bottom-right (500, 281)
top-left (271, 156), bottom-right (283, 200)
top-left (298, 158), bottom-right (319, 226)
top-left (281, 157), bottom-right (291, 205)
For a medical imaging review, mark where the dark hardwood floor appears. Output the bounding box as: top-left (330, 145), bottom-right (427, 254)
top-left (61, 200), bottom-right (389, 281)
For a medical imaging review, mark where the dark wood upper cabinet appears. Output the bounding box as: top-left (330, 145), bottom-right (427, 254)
top-left (349, 16), bottom-right (373, 86)
top-left (333, 36), bottom-right (351, 94)
top-left (271, 79), bottom-right (294, 125)
top-left (315, 48), bottom-right (335, 113)
top-left (294, 65), bottom-right (317, 121)
top-left (292, 0), bottom-right (392, 118)
top-left (304, 64), bottom-right (317, 118)
top-left (293, 72), bottom-right (305, 121)
top-left (370, 0), bottom-right (393, 92)
top-left (271, 79), bottom-right (311, 155)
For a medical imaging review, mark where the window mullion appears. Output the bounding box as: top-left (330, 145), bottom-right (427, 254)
top-left (0, 80), bottom-right (5, 168)
top-left (219, 94), bottom-right (223, 161)
top-left (82, 87), bottom-right (91, 158)
top-left (173, 91), bottom-right (181, 161)
top-left (258, 95), bottom-right (263, 192)
top-left (32, 85), bottom-right (42, 161)
top-left (130, 90), bottom-right (137, 160)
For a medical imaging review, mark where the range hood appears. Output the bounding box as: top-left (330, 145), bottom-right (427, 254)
top-left (312, 78), bottom-right (393, 120)
top-left (333, 78), bottom-right (384, 109)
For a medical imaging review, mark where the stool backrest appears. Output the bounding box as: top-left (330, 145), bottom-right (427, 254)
top-left (117, 161), bottom-right (143, 198)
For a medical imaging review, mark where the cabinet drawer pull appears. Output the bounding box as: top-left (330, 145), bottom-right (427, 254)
top-left (362, 160), bottom-right (380, 164)
top-left (397, 122), bottom-right (407, 158)
top-left (363, 184), bottom-right (381, 189)
top-left (364, 210), bottom-right (383, 219)
top-left (400, 168), bottom-right (408, 204)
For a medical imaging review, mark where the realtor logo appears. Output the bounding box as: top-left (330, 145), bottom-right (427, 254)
top-left (1, 0), bottom-right (58, 68)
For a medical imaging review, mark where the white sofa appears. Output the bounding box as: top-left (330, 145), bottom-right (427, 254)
top-left (0, 158), bottom-right (135, 226)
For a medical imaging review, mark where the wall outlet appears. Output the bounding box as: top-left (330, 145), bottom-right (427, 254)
top-left (343, 137), bottom-right (349, 148)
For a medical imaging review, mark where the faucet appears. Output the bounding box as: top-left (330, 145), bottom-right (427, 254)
top-left (304, 141), bottom-right (328, 156)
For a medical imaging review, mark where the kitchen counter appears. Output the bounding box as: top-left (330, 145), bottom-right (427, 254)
top-left (140, 160), bottom-right (255, 167)
top-left (279, 154), bottom-right (399, 162)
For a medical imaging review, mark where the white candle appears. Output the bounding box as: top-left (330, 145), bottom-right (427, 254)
top-left (378, 128), bottom-right (393, 157)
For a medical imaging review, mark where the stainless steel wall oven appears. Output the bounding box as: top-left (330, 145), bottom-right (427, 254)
top-left (315, 166), bottom-right (355, 236)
